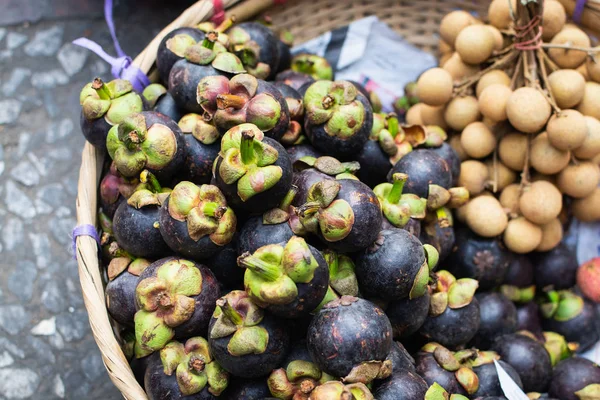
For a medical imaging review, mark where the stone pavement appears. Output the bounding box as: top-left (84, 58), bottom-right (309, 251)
top-left (0, 1), bottom-right (194, 398)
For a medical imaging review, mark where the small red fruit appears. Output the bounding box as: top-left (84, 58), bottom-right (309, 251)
top-left (577, 257), bottom-right (600, 302)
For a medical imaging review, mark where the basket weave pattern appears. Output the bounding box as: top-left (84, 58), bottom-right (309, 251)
top-left (74, 0), bottom-right (517, 399)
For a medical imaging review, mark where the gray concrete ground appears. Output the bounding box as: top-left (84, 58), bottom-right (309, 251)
top-left (0, 1), bottom-right (194, 398)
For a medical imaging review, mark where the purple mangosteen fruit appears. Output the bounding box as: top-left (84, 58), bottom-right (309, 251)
top-left (221, 377), bottom-right (271, 400)
top-left (143, 83), bottom-right (185, 123)
top-left (227, 22), bottom-right (281, 79)
top-left (470, 292), bottom-right (518, 349)
top-left (387, 148), bottom-right (452, 199)
top-left (99, 162), bottom-right (138, 219)
top-left (386, 289), bottom-right (431, 339)
top-left (275, 70), bottom-right (315, 92)
top-left (273, 82), bottom-right (304, 146)
top-left (287, 143), bottom-right (323, 166)
top-left (106, 257), bottom-right (152, 328)
top-left (156, 27), bottom-right (206, 83)
top-left (373, 369), bottom-right (428, 400)
top-left (548, 357), bottom-right (600, 400)
top-left (177, 113), bottom-right (221, 185)
top-left (531, 242), bottom-right (579, 290)
top-left (471, 352), bottom-right (523, 398)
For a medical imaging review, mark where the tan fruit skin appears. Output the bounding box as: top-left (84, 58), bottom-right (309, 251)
top-left (406, 104), bottom-right (424, 125)
top-left (548, 28), bottom-right (591, 69)
top-left (440, 10), bottom-right (474, 47)
top-left (573, 116), bottom-right (600, 160)
top-left (421, 104), bottom-right (449, 131)
top-left (455, 25), bottom-right (495, 65)
top-left (530, 132), bottom-right (570, 175)
top-left (577, 259), bottom-right (600, 302)
top-left (542, 0), bottom-right (567, 41)
top-left (461, 122), bottom-right (496, 159)
top-left (476, 70), bottom-right (511, 98)
top-left (503, 217), bottom-right (543, 254)
top-left (519, 181), bottom-right (563, 225)
top-left (573, 188), bottom-right (600, 222)
top-left (546, 110), bottom-right (588, 150)
top-left (548, 69), bottom-right (586, 109)
top-left (445, 96), bottom-right (481, 131)
top-left (486, 160), bottom-right (516, 191)
top-left (587, 58), bottom-right (600, 83)
top-left (449, 134), bottom-right (468, 161)
top-left (535, 218), bottom-right (563, 252)
top-left (557, 162), bottom-right (600, 198)
top-left (499, 184), bottom-right (521, 215)
top-left (577, 82), bottom-right (600, 121)
top-left (479, 84), bottom-right (512, 122)
top-left (499, 133), bottom-right (528, 171)
top-left (458, 160), bottom-right (489, 195)
top-left (506, 87), bottom-right (551, 134)
top-left (488, 0), bottom-right (516, 29)
top-left (466, 196), bottom-right (508, 237)
top-left (443, 53), bottom-right (479, 81)
top-left (417, 68), bottom-right (453, 106)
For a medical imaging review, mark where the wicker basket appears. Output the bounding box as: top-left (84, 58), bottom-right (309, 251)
top-left (74, 0), bottom-right (594, 398)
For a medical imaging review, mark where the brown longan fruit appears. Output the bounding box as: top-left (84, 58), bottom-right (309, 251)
top-left (486, 25), bottom-right (504, 51)
top-left (439, 52), bottom-right (452, 67)
top-left (546, 109), bottom-right (588, 150)
top-left (476, 70), bottom-right (511, 98)
top-left (548, 27), bottom-right (592, 69)
top-left (486, 160), bottom-right (517, 191)
top-left (577, 82), bottom-right (600, 120)
top-left (455, 25), bottom-right (495, 65)
top-left (503, 217), bottom-right (543, 253)
top-left (445, 96), bottom-right (481, 131)
top-left (405, 104), bottom-right (424, 125)
top-left (479, 84), bottom-right (512, 122)
top-left (499, 183), bottom-right (521, 214)
top-left (466, 196), bottom-right (508, 237)
top-left (542, 0), bottom-right (567, 41)
top-left (577, 63), bottom-right (591, 81)
top-left (443, 53), bottom-right (480, 81)
top-left (587, 58), bottom-right (600, 83)
top-left (506, 87), bottom-right (552, 134)
top-left (420, 104), bottom-right (449, 130)
top-left (530, 132), bottom-right (570, 175)
top-left (488, 0), bottom-right (516, 29)
top-left (499, 132), bottom-right (528, 171)
top-left (461, 122), bottom-right (496, 159)
top-left (536, 218), bottom-right (563, 252)
top-left (547, 69), bottom-right (586, 109)
top-left (531, 171), bottom-right (557, 185)
top-left (449, 134), bottom-right (468, 161)
top-left (417, 68), bottom-right (454, 106)
top-left (573, 116), bottom-right (600, 159)
top-left (440, 10), bottom-right (474, 47)
top-left (557, 161), bottom-right (600, 198)
top-left (458, 160), bottom-right (489, 195)
top-left (439, 39), bottom-right (453, 55)
top-left (572, 187), bottom-right (600, 222)
top-left (519, 181), bottom-right (563, 225)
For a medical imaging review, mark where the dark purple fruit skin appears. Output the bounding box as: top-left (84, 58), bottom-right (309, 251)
top-left (429, 143), bottom-right (461, 187)
top-left (275, 70), bottom-right (315, 92)
top-left (549, 357), bottom-right (600, 400)
top-left (181, 134), bottom-right (220, 185)
top-left (272, 82), bottom-right (302, 117)
top-left (168, 60), bottom-right (229, 113)
top-left (137, 257), bottom-right (220, 339)
top-left (415, 351), bottom-right (467, 395)
top-left (531, 242), bottom-right (578, 290)
top-left (348, 80), bottom-right (370, 100)
top-left (373, 369), bottom-right (428, 400)
top-left (113, 201), bottom-right (172, 259)
top-left (131, 354), bottom-right (151, 386)
top-left (222, 378), bottom-right (271, 400)
top-left (503, 255), bottom-right (534, 287)
top-left (237, 215), bottom-right (294, 255)
top-left (445, 224), bottom-right (512, 290)
top-left (291, 169), bottom-right (332, 206)
top-left (421, 221), bottom-right (455, 262)
top-left (144, 352), bottom-right (217, 400)
top-left (542, 298), bottom-right (600, 352)
top-left (213, 137), bottom-right (292, 214)
top-left (154, 92), bottom-right (185, 123)
top-left (208, 313), bottom-right (290, 378)
top-left (287, 144), bottom-right (323, 166)
top-left (307, 297), bottom-right (392, 378)
top-left (281, 340), bottom-right (311, 367)
top-left (355, 140), bottom-right (392, 188)
top-left (304, 90), bottom-right (373, 158)
top-left (156, 27), bottom-right (205, 84)
top-left (314, 179), bottom-right (382, 253)
top-left (158, 197), bottom-right (223, 260)
top-left (80, 109), bottom-right (112, 150)
top-left (516, 302), bottom-right (543, 339)
top-left (106, 271), bottom-right (139, 328)
top-left (276, 41), bottom-right (291, 73)
top-left (141, 111), bottom-right (187, 185)
top-left (264, 245), bottom-right (329, 319)
top-left (386, 290), bottom-right (430, 339)
top-left (473, 360), bottom-right (523, 398)
top-left (419, 298), bottom-right (481, 349)
top-left (387, 149), bottom-right (452, 198)
top-left (386, 342), bottom-right (416, 374)
top-left (355, 228), bottom-right (426, 300)
top-left (234, 22), bottom-right (280, 80)
top-left (491, 333), bottom-right (552, 392)
top-left (471, 292), bottom-right (518, 349)
top-left (382, 217), bottom-right (422, 238)
top-left (205, 236), bottom-right (243, 289)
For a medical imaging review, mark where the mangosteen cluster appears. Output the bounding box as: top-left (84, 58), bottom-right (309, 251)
top-left (78, 14), bottom-right (600, 400)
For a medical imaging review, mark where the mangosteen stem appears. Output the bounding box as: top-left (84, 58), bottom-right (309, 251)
top-left (237, 252), bottom-right (282, 281)
top-left (436, 207), bottom-right (450, 228)
top-left (216, 93), bottom-right (246, 110)
top-left (239, 130), bottom-right (256, 165)
top-left (140, 170), bottom-right (162, 193)
top-left (202, 202), bottom-right (227, 218)
top-left (278, 186), bottom-right (298, 211)
top-left (321, 94), bottom-right (335, 110)
top-left (387, 173), bottom-right (409, 204)
top-left (299, 379), bottom-right (315, 394)
top-left (386, 114), bottom-right (399, 138)
top-left (215, 16), bottom-right (235, 33)
top-left (296, 201), bottom-right (321, 218)
top-left (216, 297), bottom-right (244, 325)
top-left (92, 77), bottom-right (112, 100)
top-left (201, 31), bottom-right (218, 50)
top-left (294, 59), bottom-right (315, 75)
top-left (188, 356), bottom-right (206, 373)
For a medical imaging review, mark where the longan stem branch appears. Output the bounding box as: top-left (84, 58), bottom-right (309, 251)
top-left (453, 50), bottom-right (519, 95)
top-left (538, 49), bottom-right (560, 73)
top-left (537, 48), bottom-right (561, 115)
top-left (540, 43), bottom-right (600, 55)
top-left (510, 53), bottom-right (523, 90)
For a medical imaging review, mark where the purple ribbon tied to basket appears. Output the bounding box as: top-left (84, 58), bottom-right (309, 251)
top-left (574, 0), bottom-right (587, 23)
top-left (72, 224), bottom-right (102, 260)
top-left (72, 0), bottom-right (150, 92)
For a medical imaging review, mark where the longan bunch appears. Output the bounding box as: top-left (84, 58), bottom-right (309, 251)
top-left (408, 0), bottom-right (600, 254)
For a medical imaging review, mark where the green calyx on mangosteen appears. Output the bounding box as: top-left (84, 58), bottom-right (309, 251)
top-left (178, 112), bottom-right (220, 145)
top-left (106, 257), bottom-right (152, 328)
top-left (543, 331), bottom-right (575, 366)
top-left (291, 54), bottom-right (333, 80)
top-left (313, 249), bottom-right (360, 312)
top-left (309, 380), bottom-right (373, 400)
top-left (373, 173), bottom-right (427, 228)
top-left (267, 359), bottom-right (334, 399)
top-left (183, 31), bottom-right (245, 73)
top-left (294, 155), bottom-right (361, 181)
top-left (428, 270), bottom-right (479, 316)
top-left (227, 22), bottom-right (281, 79)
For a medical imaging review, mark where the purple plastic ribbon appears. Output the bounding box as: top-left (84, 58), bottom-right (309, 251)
top-left (574, 0), bottom-right (587, 23)
top-left (73, 0), bottom-right (150, 92)
top-left (72, 224), bottom-right (101, 260)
